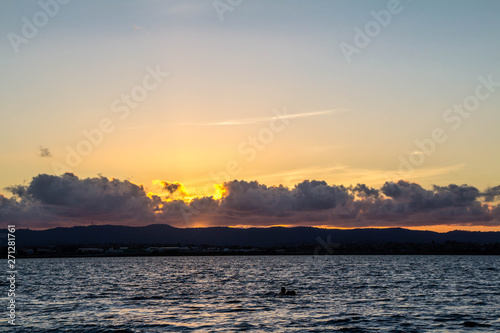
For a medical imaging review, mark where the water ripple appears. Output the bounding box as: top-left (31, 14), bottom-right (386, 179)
top-left (14, 255), bottom-right (500, 332)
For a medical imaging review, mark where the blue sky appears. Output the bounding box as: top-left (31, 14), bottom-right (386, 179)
top-left (1, 1), bottom-right (500, 230)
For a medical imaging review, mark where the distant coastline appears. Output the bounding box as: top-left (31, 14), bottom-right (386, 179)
top-left (2, 224), bottom-right (500, 257)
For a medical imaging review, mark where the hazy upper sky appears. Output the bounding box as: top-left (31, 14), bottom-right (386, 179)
top-left (1, 0), bottom-right (500, 230)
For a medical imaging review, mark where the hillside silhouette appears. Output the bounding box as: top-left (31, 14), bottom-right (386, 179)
top-left (8, 224), bottom-right (500, 248)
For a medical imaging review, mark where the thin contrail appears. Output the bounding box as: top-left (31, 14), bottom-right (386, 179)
top-left (180, 109), bottom-right (346, 126)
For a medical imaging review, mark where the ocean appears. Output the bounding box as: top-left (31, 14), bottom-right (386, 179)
top-left (7, 255), bottom-right (500, 332)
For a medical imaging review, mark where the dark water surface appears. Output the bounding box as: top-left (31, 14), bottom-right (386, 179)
top-left (6, 255), bottom-right (500, 332)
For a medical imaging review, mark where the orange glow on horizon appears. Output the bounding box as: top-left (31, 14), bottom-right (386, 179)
top-left (218, 224), bottom-right (500, 233)
top-left (405, 225), bottom-right (500, 233)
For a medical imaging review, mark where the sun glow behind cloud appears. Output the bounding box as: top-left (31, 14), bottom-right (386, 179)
top-left (213, 183), bottom-right (228, 200)
top-left (146, 180), bottom-right (229, 213)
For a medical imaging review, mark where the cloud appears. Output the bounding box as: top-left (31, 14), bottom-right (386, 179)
top-left (2, 173), bottom-right (157, 227)
top-left (353, 180), bottom-right (490, 226)
top-left (0, 193), bottom-right (52, 225)
top-left (482, 185), bottom-right (500, 202)
top-left (153, 180), bottom-right (188, 196)
top-left (220, 180), bottom-right (295, 216)
top-left (1, 174), bottom-right (499, 229)
top-left (293, 180), bottom-right (350, 210)
top-left (351, 183), bottom-right (379, 199)
top-left (183, 109), bottom-right (345, 126)
top-left (37, 146), bottom-right (51, 157)
top-left (159, 179), bottom-right (499, 228)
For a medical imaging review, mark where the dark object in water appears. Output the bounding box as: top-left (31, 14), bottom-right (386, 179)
top-left (464, 321), bottom-right (479, 327)
top-left (463, 321), bottom-right (491, 328)
top-left (279, 287), bottom-right (296, 296)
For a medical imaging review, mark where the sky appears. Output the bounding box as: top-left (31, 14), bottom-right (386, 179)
top-left (1, 0), bottom-right (500, 231)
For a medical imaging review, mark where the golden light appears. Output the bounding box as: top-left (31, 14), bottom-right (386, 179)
top-left (150, 179), bottom-right (191, 202)
top-left (213, 183), bottom-right (228, 200)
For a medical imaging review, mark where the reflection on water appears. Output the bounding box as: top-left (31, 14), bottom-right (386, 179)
top-left (9, 255), bottom-right (500, 332)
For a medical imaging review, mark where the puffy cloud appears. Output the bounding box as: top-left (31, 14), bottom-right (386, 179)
top-left (217, 180), bottom-right (352, 217)
top-left (351, 183), bottom-right (379, 199)
top-left (0, 193), bottom-right (54, 226)
top-left (482, 185), bottom-right (500, 202)
top-left (2, 173), bottom-right (157, 227)
top-left (380, 180), bottom-right (481, 211)
top-left (337, 181), bottom-right (492, 227)
top-left (220, 181), bottom-right (294, 215)
top-left (200, 180), bottom-right (499, 228)
top-left (1, 174), bottom-right (499, 229)
top-left (293, 180), bottom-right (351, 210)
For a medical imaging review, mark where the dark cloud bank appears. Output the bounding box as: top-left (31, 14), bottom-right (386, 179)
top-left (1, 173), bottom-right (500, 229)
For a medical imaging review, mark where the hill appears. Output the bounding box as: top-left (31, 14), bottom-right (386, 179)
top-left (6, 224), bottom-right (500, 248)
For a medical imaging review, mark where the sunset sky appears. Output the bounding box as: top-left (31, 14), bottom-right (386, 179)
top-left (1, 0), bottom-right (500, 231)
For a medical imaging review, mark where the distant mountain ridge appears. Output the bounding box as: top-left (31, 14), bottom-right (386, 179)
top-left (7, 224), bottom-right (500, 247)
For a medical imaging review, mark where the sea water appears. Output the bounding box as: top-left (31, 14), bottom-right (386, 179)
top-left (6, 255), bottom-right (500, 332)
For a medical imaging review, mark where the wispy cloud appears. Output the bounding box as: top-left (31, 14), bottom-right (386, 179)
top-left (246, 163), bottom-right (466, 188)
top-left (383, 163), bottom-right (465, 183)
top-left (181, 109), bottom-right (346, 126)
top-left (246, 166), bottom-right (347, 184)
